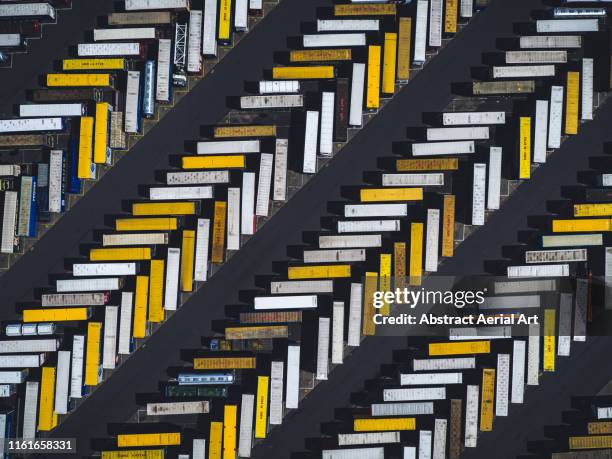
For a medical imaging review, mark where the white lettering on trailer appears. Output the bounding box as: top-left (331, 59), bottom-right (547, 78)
top-left (464, 385), bottom-right (478, 447)
top-left (582, 58), bottom-right (594, 120)
top-left (382, 173), bottom-right (444, 186)
top-left (164, 248), bottom-right (181, 310)
top-left (507, 264), bottom-right (570, 278)
top-left (269, 361), bottom-right (284, 425)
top-left (227, 188), bottom-right (240, 251)
top-left (256, 153), bottom-right (273, 216)
top-left (270, 280), bottom-right (333, 294)
top-left (496, 353), bottom-right (510, 416)
top-left (519, 35), bottom-right (581, 49)
top-left (511, 340), bottom-right (526, 404)
top-left (23, 381), bottom-right (38, 439)
top-left (118, 292), bottom-right (133, 355)
top-left (103, 305), bottom-right (119, 369)
top-left (187, 10), bottom-right (203, 73)
top-left (70, 335), bottom-right (85, 399)
top-left (54, 350), bottom-right (70, 415)
top-left (487, 147), bottom-right (502, 210)
top-left (349, 63), bottom-right (365, 126)
top-left (425, 209), bottom-right (440, 272)
top-left (332, 302), bottom-right (345, 364)
top-left (317, 19), bottom-right (380, 32)
top-left (241, 172), bottom-right (256, 235)
top-left (536, 19), bottom-right (599, 33)
top-left (412, 140), bottom-right (475, 156)
top-left (316, 317), bottom-right (330, 380)
top-left (413, 357), bottom-right (476, 371)
top-left (419, 430), bottom-right (432, 459)
top-left (574, 278), bottom-right (587, 342)
top-left (235, 0), bottom-right (248, 31)
top-left (1, 191), bottom-right (17, 254)
top-left (527, 323), bottom-right (540, 386)
top-left (442, 111), bottom-right (505, 126)
top-left (303, 110), bottom-right (319, 173)
top-left (156, 38), bottom-right (172, 102)
top-left (273, 139), bottom-right (288, 201)
top-left (125, 71), bottom-right (141, 133)
top-left (255, 295), bottom-right (317, 310)
top-left (78, 42), bottom-right (141, 57)
top-left (429, 0), bottom-right (442, 47)
top-left (319, 234), bottom-right (382, 248)
top-left (286, 345), bottom-right (300, 409)
top-left (414, 0), bottom-right (428, 63)
top-left (348, 283), bottom-right (362, 347)
top-left (472, 163), bottom-right (486, 226)
top-left (371, 402), bottom-right (434, 417)
top-left (238, 394), bottom-right (254, 457)
top-left (320, 92), bottom-right (335, 156)
top-left (303, 33), bottom-right (367, 48)
top-left (534, 100), bottom-right (549, 163)
top-left (548, 86), bottom-right (563, 149)
top-left (433, 420), bottom-right (447, 459)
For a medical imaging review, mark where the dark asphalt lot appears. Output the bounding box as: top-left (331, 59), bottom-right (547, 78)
top-left (33, 0), bottom-right (572, 454)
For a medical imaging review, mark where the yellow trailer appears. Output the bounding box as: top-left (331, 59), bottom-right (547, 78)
top-left (47, 73), bottom-right (113, 87)
top-left (218, 0), bottom-right (232, 43)
top-left (194, 356), bottom-right (256, 370)
top-left (519, 116), bottom-right (531, 179)
top-left (394, 242), bottom-right (406, 291)
top-left (442, 195), bottom-right (455, 257)
top-left (552, 218), bottom-right (612, 232)
top-left (409, 223), bottom-right (423, 286)
top-left (116, 217), bottom-right (178, 231)
top-left (37, 367), bottom-right (58, 431)
top-left (366, 45), bottom-right (381, 109)
top-left (255, 376), bottom-right (269, 439)
top-left (23, 307), bottom-right (91, 322)
top-left (90, 247), bottom-right (152, 261)
top-left (287, 264), bottom-right (351, 279)
top-left (209, 422), bottom-right (223, 459)
top-left (588, 422), bottom-right (612, 435)
top-left (132, 201), bottom-right (196, 216)
top-left (396, 158), bottom-right (458, 171)
top-left (574, 204), bottom-right (612, 217)
top-left (213, 125), bottom-right (276, 138)
top-left (225, 325), bottom-right (289, 340)
top-left (117, 432), bottom-right (181, 447)
top-left (354, 418), bottom-right (415, 432)
top-left (148, 259), bottom-right (165, 322)
top-left (211, 201), bottom-right (227, 264)
top-left (445, 0), bottom-right (458, 33)
top-left (565, 71), bottom-right (580, 135)
top-left (382, 33), bottom-right (397, 94)
top-left (569, 435), bottom-right (612, 450)
top-left (180, 230), bottom-right (195, 292)
top-left (362, 272), bottom-right (378, 336)
top-left (182, 155), bottom-right (246, 169)
top-left (85, 322), bottom-right (102, 386)
top-left (78, 116), bottom-right (94, 179)
top-left (480, 368), bottom-right (495, 431)
top-left (379, 254), bottom-right (391, 316)
top-left (94, 102), bottom-right (111, 164)
top-left (429, 340), bottom-right (491, 356)
top-left (397, 18), bottom-right (412, 81)
top-left (543, 309), bottom-right (556, 371)
top-left (133, 275), bottom-right (149, 339)
top-left (272, 66), bottom-right (335, 80)
top-left (334, 4), bottom-right (396, 16)
top-left (360, 188), bottom-right (423, 202)
top-left (63, 58), bottom-right (126, 71)
top-left (289, 49), bottom-right (352, 62)
top-left (101, 451), bottom-right (165, 459)
top-left (223, 405), bottom-right (238, 459)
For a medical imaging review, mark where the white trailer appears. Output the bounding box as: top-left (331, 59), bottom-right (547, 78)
top-left (558, 293), bottom-right (572, 356)
top-left (0, 354), bottom-right (44, 368)
top-left (400, 372), bottom-right (462, 385)
top-left (472, 163), bottom-right (486, 226)
top-left (235, 0), bottom-right (248, 31)
top-left (73, 262), bottom-right (136, 277)
top-left (419, 430), bottom-right (433, 459)
top-left (187, 10), bottom-right (203, 73)
top-left (525, 248), bottom-right (587, 263)
top-left (0, 33), bottom-right (21, 48)
top-left (349, 63), bottom-right (365, 126)
top-left (442, 111), bottom-right (505, 126)
top-left (285, 345), bottom-right (300, 409)
top-left (273, 138), bottom-right (288, 201)
top-left (505, 51), bottom-right (567, 64)
top-left (238, 394), bottom-right (254, 457)
top-left (548, 86), bottom-right (564, 151)
top-left (48, 150), bottom-right (64, 213)
top-left (487, 147), bottom-right (502, 210)
top-left (413, 0), bottom-right (428, 63)
top-left (102, 306), bottom-right (118, 369)
top-left (42, 292), bottom-right (108, 307)
top-left (125, 71), bottom-right (141, 133)
top-left (542, 233), bottom-right (603, 248)
top-left (156, 38), bottom-right (172, 102)
top-left (70, 335), bottom-right (85, 398)
top-left (270, 280), bottom-right (333, 294)
top-left (103, 233), bottom-right (169, 246)
top-left (481, 294), bottom-right (540, 310)
top-left (19, 103), bottom-right (84, 118)
top-left (413, 357), bottom-right (476, 371)
top-left (0, 339), bottom-right (58, 353)
top-left (331, 302), bottom-right (344, 364)
top-left (241, 172), bottom-right (256, 235)
top-left (519, 35), bottom-right (581, 49)
top-left (371, 402), bottom-right (434, 417)
top-left (1, 191), bottom-right (17, 254)
top-left (493, 279), bottom-right (557, 294)
top-left (166, 170), bottom-right (231, 185)
top-left (0, 165), bottom-right (20, 177)
top-left (582, 58), bottom-right (594, 120)
top-left (0, 3), bottom-right (55, 19)
top-left (255, 153), bottom-right (273, 217)
top-left (433, 420), bottom-right (447, 459)
top-left (197, 140), bottom-right (260, 154)
top-left (574, 278), bottom-right (587, 342)
top-left (193, 218), bottom-right (210, 281)
top-left (269, 361), bottom-right (284, 425)
top-left (54, 350), bottom-right (70, 414)
top-left (303, 110), bottom-right (319, 173)
top-left (56, 277), bottom-right (122, 292)
top-left (319, 234), bottom-right (382, 248)
top-left (23, 381), bottom-right (38, 439)
top-left (304, 249), bottom-right (365, 264)
top-left (596, 407), bottom-right (612, 420)
top-left (460, 0), bottom-right (473, 17)
top-left (118, 292), bottom-right (133, 355)
top-left (77, 42), bottom-right (141, 56)
top-left (146, 401), bottom-right (209, 415)
top-left (492, 65), bottom-right (555, 79)
top-left (93, 28), bottom-right (156, 41)
top-left (495, 353), bottom-right (510, 416)
top-left (426, 127), bottom-right (489, 141)
top-left (383, 387), bottom-right (446, 401)
top-left (607, 248), bottom-right (612, 310)
top-left (254, 295), bottom-right (317, 310)
top-left (227, 188), bottom-right (240, 251)
top-left (412, 141), bottom-right (475, 156)
top-left (202, 0), bottom-right (218, 56)
top-left (338, 432), bottom-right (400, 446)
top-left (320, 92), bottom-right (335, 156)
top-left (316, 317), bottom-right (330, 380)
top-left (0, 118), bottom-right (62, 133)
top-left (425, 209), bottom-right (440, 272)
top-left (240, 95), bottom-right (304, 109)
top-left (507, 264), bottom-right (570, 278)
top-left (338, 219), bottom-right (400, 233)
top-left (553, 7), bottom-right (606, 17)
top-left (382, 173), bottom-right (444, 187)
top-left (303, 33), bottom-right (367, 48)
top-left (108, 11), bottom-right (172, 25)
top-left (149, 185), bottom-right (213, 200)
top-left (464, 385), bottom-right (478, 447)
top-left (347, 283), bottom-right (362, 347)
top-left (0, 370), bottom-right (27, 384)
top-left (259, 80), bottom-right (300, 94)
top-left (429, 0), bottom-right (442, 47)
top-left (317, 19), bottom-right (379, 32)
top-left (536, 19), bottom-right (599, 32)
top-left (345, 204), bottom-right (407, 217)
top-left (322, 448), bottom-right (384, 459)
top-left (511, 340), bottom-right (526, 404)
top-left (124, 0), bottom-right (190, 10)
top-left (164, 248), bottom-right (180, 310)
top-left (533, 100), bottom-right (548, 163)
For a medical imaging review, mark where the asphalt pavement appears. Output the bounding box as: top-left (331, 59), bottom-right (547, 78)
top-left (34, 0), bottom-right (563, 454)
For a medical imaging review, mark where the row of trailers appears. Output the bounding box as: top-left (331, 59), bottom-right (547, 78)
top-left (0, 0), bottom-right (607, 455)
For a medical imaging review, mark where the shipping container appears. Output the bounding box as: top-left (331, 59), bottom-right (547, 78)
top-left (338, 432), bottom-right (400, 446)
top-left (383, 387), bottom-right (446, 402)
top-left (0, 3), bottom-right (55, 19)
top-left (270, 279), bottom-right (333, 294)
top-left (371, 402), bottom-right (434, 417)
top-left (366, 45), bottom-right (381, 109)
top-left (38, 367), bottom-right (57, 431)
top-left (322, 449), bottom-right (384, 459)
top-left (542, 233), bottom-right (602, 248)
top-left (115, 217), bottom-right (177, 231)
top-left (117, 432), bottom-right (181, 447)
top-left (464, 385), bottom-right (478, 447)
